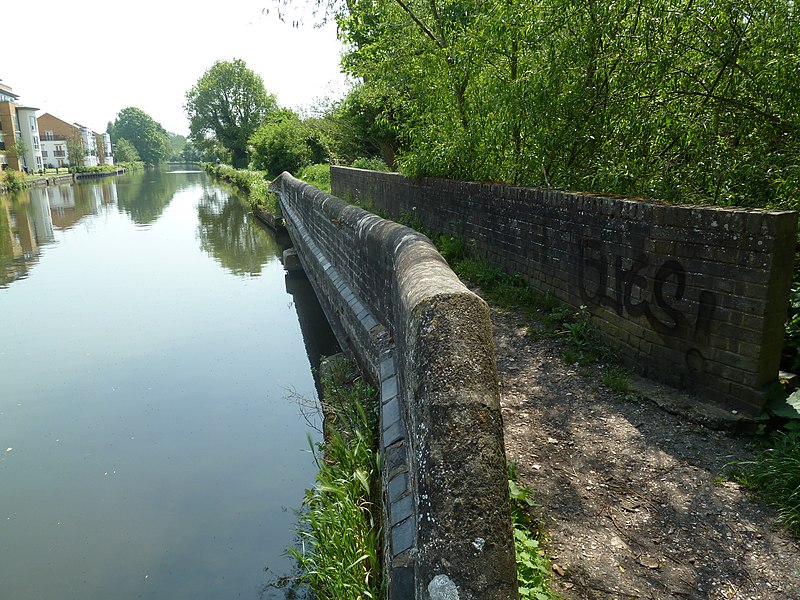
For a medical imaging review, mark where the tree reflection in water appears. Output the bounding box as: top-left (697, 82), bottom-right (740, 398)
top-left (196, 189), bottom-right (280, 276)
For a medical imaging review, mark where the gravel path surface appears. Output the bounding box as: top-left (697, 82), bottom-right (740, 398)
top-left (489, 301), bottom-right (800, 600)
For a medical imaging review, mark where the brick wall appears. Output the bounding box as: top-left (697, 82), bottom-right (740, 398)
top-left (331, 166), bottom-right (798, 416)
top-left (269, 172), bottom-right (518, 599)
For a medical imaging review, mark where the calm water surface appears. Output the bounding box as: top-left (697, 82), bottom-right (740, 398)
top-left (0, 170), bottom-right (336, 599)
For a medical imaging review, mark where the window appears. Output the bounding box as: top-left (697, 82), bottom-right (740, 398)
top-left (45, 130), bottom-right (54, 141)
top-left (29, 115), bottom-right (36, 131)
top-left (42, 150), bottom-right (48, 158)
top-left (33, 136), bottom-right (39, 150)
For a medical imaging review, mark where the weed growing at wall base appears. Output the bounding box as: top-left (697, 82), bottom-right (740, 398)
top-left (508, 463), bottom-right (560, 599)
top-left (288, 356), bottom-right (382, 599)
top-left (731, 426), bottom-right (800, 538)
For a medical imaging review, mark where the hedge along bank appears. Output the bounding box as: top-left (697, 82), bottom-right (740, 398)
top-left (269, 172), bottom-right (518, 599)
top-left (331, 166), bottom-right (798, 418)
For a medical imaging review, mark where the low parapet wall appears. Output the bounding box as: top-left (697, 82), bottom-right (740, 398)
top-left (269, 172), bottom-right (518, 599)
top-left (331, 166), bottom-right (798, 417)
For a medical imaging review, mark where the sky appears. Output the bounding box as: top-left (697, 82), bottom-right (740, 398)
top-left (1, 0), bottom-right (349, 136)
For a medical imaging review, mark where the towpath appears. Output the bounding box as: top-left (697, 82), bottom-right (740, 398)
top-left (487, 297), bottom-right (800, 599)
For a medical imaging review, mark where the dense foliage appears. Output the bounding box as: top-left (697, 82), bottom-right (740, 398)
top-left (249, 109), bottom-right (317, 175)
top-left (185, 59), bottom-right (279, 168)
top-left (112, 138), bottom-right (141, 164)
top-left (108, 107), bottom-right (171, 166)
top-left (0, 170), bottom-right (28, 191)
top-left (309, 0), bottom-right (799, 209)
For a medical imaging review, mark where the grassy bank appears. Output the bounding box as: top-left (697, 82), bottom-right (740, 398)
top-left (204, 163), bottom-right (280, 214)
top-left (204, 163), bottom-right (333, 215)
top-left (290, 355), bottom-right (382, 598)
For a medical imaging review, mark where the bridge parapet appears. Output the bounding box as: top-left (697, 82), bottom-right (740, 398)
top-left (270, 172), bottom-right (518, 599)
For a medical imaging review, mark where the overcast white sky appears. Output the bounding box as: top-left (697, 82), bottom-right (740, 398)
top-left (1, 0), bottom-right (349, 136)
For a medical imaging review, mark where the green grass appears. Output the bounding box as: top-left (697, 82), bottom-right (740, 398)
top-left (297, 163), bottom-right (332, 193)
top-left (289, 356), bottom-right (382, 599)
top-left (732, 427), bottom-right (800, 537)
top-left (601, 365), bottom-right (631, 393)
top-left (204, 163), bottom-right (281, 214)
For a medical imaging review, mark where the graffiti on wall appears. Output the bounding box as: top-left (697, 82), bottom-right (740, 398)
top-left (578, 239), bottom-right (718, 370)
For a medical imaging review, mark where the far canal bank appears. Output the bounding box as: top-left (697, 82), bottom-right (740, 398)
top-left (0, 167), bottom-right (127, 194)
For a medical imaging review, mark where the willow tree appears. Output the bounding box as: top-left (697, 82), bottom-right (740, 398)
top-left (184, 59), bottom-right (279, 168)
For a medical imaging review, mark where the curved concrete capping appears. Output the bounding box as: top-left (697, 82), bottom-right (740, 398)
top-left (269, 172), bottom-right (518, 599)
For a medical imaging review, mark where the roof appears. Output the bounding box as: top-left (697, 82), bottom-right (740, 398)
top-left (0, 81), bottom-right (19, 99)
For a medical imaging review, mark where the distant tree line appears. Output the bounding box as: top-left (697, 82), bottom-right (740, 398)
top-left (107, 107), bottom-right (210, 166)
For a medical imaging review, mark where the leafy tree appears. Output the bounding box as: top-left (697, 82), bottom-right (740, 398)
top-left (180, 140), bottom-right (209, 162)
top-left (308, 0), bottom-right (800, 209)
top-left (66, 137), bottom-right (84, 168)
top-left (185, 59), bottom-right (279, 168)
top-left (113, 138), bottom-right (141, 163)
top-left (11, 137), bottom-right (30, 171)
top-left (167, 133), bottom-right (188, 161)
top-left (109, 107), bottom-right (170, 166)
top-left (249, 110), bottom-right (316, 175)
top-left (333, 82), bottom-right (405, 167)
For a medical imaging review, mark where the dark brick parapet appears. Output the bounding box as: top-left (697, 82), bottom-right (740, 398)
top-left (331, 166), bottom-right (798, 416)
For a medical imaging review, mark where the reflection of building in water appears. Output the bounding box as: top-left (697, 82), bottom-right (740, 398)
top-left (48, 185), bottom-right (102, 230)
top-left (0, 188), bottom-right (54, 286)
top-left (46, 185), bottom-right (77, 229)
top-left (85, 183), bottom-right (104, 213)
top-left (28, 187), bottom-right (55, 244)
top-left (0, 180), bottom-right (118, 287)
top-left (99, 180), bottom-right (118, 205)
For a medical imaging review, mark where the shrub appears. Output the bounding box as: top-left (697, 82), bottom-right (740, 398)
top-left (297, 163), bottom-right (331, 193)
top-left (351, 157), bottom-right (390, 172)
top-left (2, 170), bottom-right (28, 191)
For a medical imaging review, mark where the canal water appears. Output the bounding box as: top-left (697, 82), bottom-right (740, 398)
top-left (0, 169), bottom-right (338, 599)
